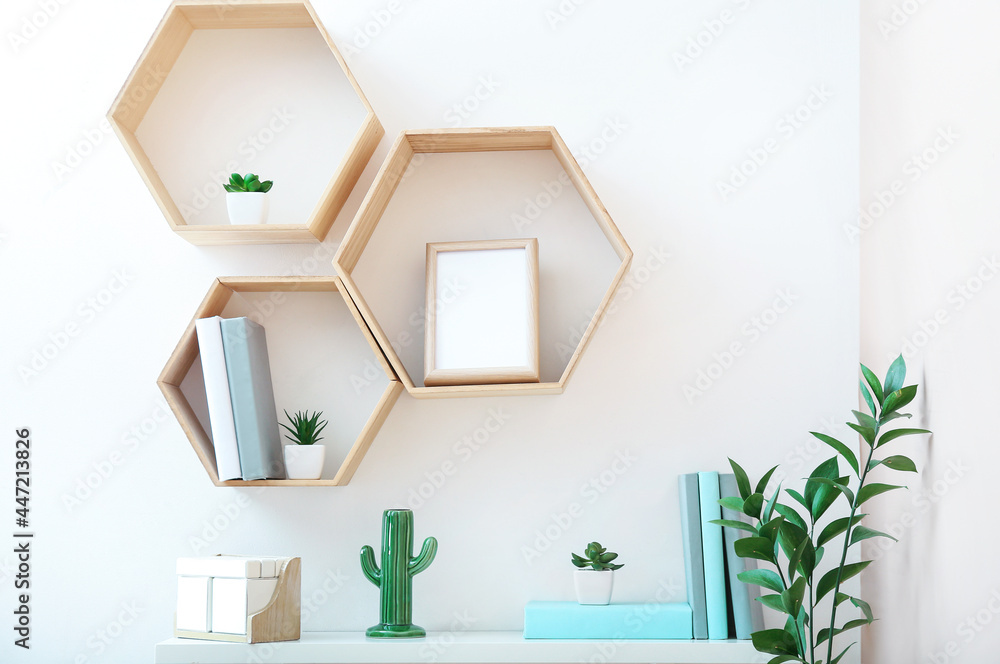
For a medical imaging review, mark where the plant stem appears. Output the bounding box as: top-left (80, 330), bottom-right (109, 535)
top-left (808, 523), bottom-right (816, 664)
top-left (825, 424), bottom-right (878, 664)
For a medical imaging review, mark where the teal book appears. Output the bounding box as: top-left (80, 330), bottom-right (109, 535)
top-left (679, 473), bottom-right (708, 639)
top-left (523, 602), bottom-right (693, 639)
top-left (698, 471), bottom-right (727, 639)
top-left (720, 473), bottom-right (764, 639)
top-left (220, 317), bottom-right (286, 480)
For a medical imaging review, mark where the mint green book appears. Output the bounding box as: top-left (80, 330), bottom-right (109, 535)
top-left (220, 318), bottom-right (285, 480)
top-left (679, 473), bottom-right (708, 639)
top-left (698, 471), bottom-right (727, 639)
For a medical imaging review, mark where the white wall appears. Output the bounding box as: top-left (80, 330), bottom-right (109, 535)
top-left (861, 2), bottom-right (1000, 663)
top-left (1, 1), bottom-right (858, 662)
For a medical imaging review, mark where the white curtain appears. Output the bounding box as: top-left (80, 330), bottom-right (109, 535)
top-left (861, 2), bottom-right (1000, 662)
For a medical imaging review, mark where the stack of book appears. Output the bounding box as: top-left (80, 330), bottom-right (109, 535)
top-left (679, 470), bottom-right (764, 640)
top-left (195, 316), bottom-right (286, 481)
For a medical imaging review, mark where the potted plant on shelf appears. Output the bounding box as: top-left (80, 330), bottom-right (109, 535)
top-left (571, 541), bottom-right (623, 605)
top-left (711, 355), bottom-right (931, 664)
top-left (280, 410), bottom-right (327, 480)
top-left (223, 172), bottom-right (273, 225)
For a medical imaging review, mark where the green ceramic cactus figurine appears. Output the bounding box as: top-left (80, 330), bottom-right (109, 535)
top-left (360, 508), bottom-right (438, 638)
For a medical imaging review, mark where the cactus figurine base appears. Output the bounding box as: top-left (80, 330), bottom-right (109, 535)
top-left (366, 623), bottom-right (427, 638)
top-left (361, 509), bottom-right (438, 640)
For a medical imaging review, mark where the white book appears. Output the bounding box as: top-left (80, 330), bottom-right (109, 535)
top-left (176, 576), bottom-right (212, 632)
top-left (176, 556), bottom-right (262, 579)
top-left (195, 317), bottom-right (242, 481)
top-left (211, 578), bottom-right (280, 635)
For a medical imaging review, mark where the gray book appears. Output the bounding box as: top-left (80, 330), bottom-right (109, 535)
top-left (220, 318), bottom-right (286, 480)
top-left (719, 473), bottom-right (764, 639)
top-left (678, 473), bottom-right (708, 639)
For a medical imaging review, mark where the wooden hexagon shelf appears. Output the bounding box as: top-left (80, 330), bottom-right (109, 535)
top-left (108, 0), bottom-right (383, 245)
top-left (334, 127), bottom-right (633, 399)
top-left (158, 276), bottom-right (403, 486)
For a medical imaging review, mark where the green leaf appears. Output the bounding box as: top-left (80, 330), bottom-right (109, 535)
top-left (831, 642), bottom-right (857, 664)
top-left (809, 476), bottom-right (855, 507)
top-left (763, 483), bottom-right (781, 522)
top-left (819, 619), bottom-right (871, 645)
top-left (744, 493), bottom-right (765, 520)
top-left (860, 379), bottom-right (877, 416)
top-left (773, 503), bottom-right (808, 532)
top-left (797, 538), bottom-right (817, 576)
top-left (883, 354), bottom-right (906, 396)
top-left (597, 552), bottom-right (618, 563)
top-left (710, 519), bottom-right (757, 535)
top-left (874, 455), bottom-right (918, 472)
top-left (756, 465), bottom-right (780, 495)
top-left (259, 180), bottom-right (273, 193)
top-left (729, 458), bottom-right (752, 500)
top-left (766, 656), bottom-right (805, 664)
top-left (882, 385), bottom-right (917, 415)
top-left (757, 594), bottom-right (788, 614)
top-left (808, 475), bottom-right (848, 522)
top-left (811, 432), bottom-right (859, 476)
top-left (857, 483), bottom-right (905, 505)
top-left (777, 520), bottom-right (808, 560)
top-left (852, 409), bottom-right (879, 430)
top-left (719, 496), bottom-right (745, 513)
top-left (850, 525), bottom-right (897, 545)
top-left (851, 596), bottom-right (874, 622)
top-left (781, 577), bottom-right (806, 617)
top-left (861, 363), bottom-right (884, 405)
top-left (759, 515), bottom-right (785, 545)
top-left (787, 538), bottom-right (809, 581)
top-left (816, 561), bottom-right (871, 602)
top-left (736, 537), bottom-right (777, 563)
top-left (879, 411), bottom-right (912, 426)
top-left (786, 489), bottom-right (809, 511)
top-left (817, 514), bottom-right (865, 547)
top-left (247, 178), bottom-right (262, 192)
top-left (738, 568), bottom-right (784, 593)
top-left (223, 184), bottom-right (239, 193)
top-left (751, 628), bottom-right (799, 656)
top-left (804, 457), bottom-right (840, 508)
top-left (876, 428), bottom-right (931, 448)
top-left (847, 422), bottom-right (876, 446)
top-left (230, 173), bottom-right (245, 187)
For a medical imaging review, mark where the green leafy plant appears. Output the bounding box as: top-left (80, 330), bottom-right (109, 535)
top-left (280, 410), bottom-right (327, 446)
top-left (712, 355), bottom-right (930, 664)
top-left (571, 542), bottom-right (624, 571)
top-left (223, 172), bottom-right (273, 193)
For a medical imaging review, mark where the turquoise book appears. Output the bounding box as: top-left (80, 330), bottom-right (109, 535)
top-left (679, 473), bottom-right (708, 639)
top-left (697, 471), bottom-right (727, 639)
top-left (220, 317), bottom-right (286, 481)
top-left (720, 473), bottom-right (764, 639)
top-left (523, 602), bottom-right (693, 639)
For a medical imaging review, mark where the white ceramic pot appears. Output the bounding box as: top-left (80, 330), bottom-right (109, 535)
top-left (283, 444), bottom-right (326, 480)
top-left (226, 192), bottom-right (270, 225)
top-left (574, 569), bottom-right (615, 605)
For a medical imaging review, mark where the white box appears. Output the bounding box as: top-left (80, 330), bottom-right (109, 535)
top-left (176, 576), bottom-right (212, 632)
top-left (210, 577), bottom-right (279, 635)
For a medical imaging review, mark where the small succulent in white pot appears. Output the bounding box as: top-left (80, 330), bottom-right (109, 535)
top-left (224, 172), bottom-right (273, 225)
top-left (280, 410), bottom-right (327, 480)
top-left (571, 541), bottom-right (624, 605)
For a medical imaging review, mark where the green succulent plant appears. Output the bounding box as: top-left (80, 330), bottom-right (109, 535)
top-left (571, 542), bottom-right (624, 571)
top-left (280, 410), bottom-right (327, 446)
top-left (224, 172), bottom-right (273, 193)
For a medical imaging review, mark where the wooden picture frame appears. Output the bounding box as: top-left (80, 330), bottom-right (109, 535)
top-left (424, 239), bottom-right (540, 387)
